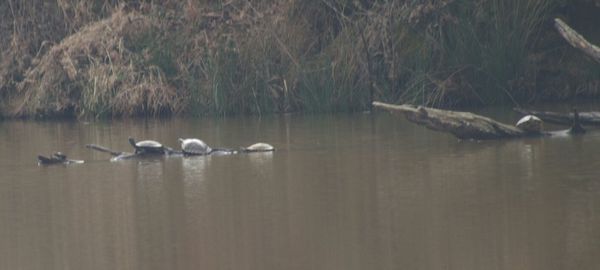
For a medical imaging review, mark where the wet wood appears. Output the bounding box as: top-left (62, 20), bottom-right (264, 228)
top-left (372, 101), bottom-right (529, 140)
top-left (86, 144), bottom-right (148, 160)
top-left (554, 18), bottom-right (600, 63)
top-left (85, 143), bottom-right (239, 160)
top-left (513, 108), bottom-right (587, 134)
top-left (373, 101), bottom-right (585, 140)
top-left (86, 144), bottom-right (124, 156)
top-left (514, 108), bottom-right (600, 127)
top-left (38, 155), bottom-right (67, 165)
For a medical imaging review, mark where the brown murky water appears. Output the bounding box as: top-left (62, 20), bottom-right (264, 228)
top-left (1, 111), bottom-right (600, 270)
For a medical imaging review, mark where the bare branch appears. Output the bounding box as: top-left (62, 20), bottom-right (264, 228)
top-left (554, 18), bottom-right (600, 63)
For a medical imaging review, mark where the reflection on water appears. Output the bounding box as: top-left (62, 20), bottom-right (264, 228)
top-left (1, 112), bottom-right (600, 270)
top-left (181, 156), bottom-right (210, 179)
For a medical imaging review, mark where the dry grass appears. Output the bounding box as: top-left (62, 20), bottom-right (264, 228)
top-left (1, 0), bottom-right (599, 118)
top-left (9, 8), bottom-right (183, 117)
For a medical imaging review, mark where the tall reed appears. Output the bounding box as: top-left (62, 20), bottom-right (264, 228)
top-left (0, 0), bottom-right (596, 118)
top-left (400, 0), bottom-right (560, 106)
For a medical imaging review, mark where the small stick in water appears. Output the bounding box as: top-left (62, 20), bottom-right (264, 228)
top-left (86, 144), bottom-right (123, 156)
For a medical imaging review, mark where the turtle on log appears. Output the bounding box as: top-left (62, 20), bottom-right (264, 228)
top-left (38, 152), bottom-right (84, 165)
top-left (179, 138), bottom-right (212, 155)
top-left (515, 115), bottom-right (543, 134)
top-left (129, 137), bottom-right (169, 154)
top-left (240, 143), bottom-right (275, 153)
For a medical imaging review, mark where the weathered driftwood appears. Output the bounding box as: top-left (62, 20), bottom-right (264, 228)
top-left (373, 101), bottom-right (528, 139)
top-left (514, 108), bottom-right (599, 129)
top-left (373, 101), bottom-right (585, 140)
top-left (554, 18), bottom-right (600, 64)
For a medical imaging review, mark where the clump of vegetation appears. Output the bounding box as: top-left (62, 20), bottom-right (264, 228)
top-left (0, 0), bottom-right (599, 118)
top-left (8, 10), bottom-right (182, 117)
top-left (399, 0), bottom-right (559, 106)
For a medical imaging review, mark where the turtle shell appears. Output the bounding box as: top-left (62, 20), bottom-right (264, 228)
top-left (516, 115), bottom-right (543, 133)
top-left (129, 137), bottom-right (165, 154)
top-left (179, 138), bottom-right (212, 155)
top-left (242, 142), bottom-right (275, 152)
top-left (53, 152), bottom-right (67, 161)
top-left (135, 140), bottom-right (163, 148)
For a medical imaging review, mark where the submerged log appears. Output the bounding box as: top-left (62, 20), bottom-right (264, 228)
top-left (85, 143), bottom-right (237, 160)
top-left (86, 144), bottom-right (159, 160)
top-left (554, 18), bottom-right (600, 64)
top-left (373, 101), bottom-right (585, 140)
top-left (86, 144), bottom-right (123, 156)
top-left (514, 107), bottom-right (600, 127)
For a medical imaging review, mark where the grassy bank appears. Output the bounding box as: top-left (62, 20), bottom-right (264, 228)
top-left (1, 0), bottom-right (599, 118)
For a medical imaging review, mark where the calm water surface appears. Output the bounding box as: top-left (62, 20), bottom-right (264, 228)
top-left (1, 111), bottom-right (600, 270)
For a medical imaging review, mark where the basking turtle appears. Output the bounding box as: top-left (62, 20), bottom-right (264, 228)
top-left (240, 142), bottom-right (275, 153)
top-left (516, 115), bottom-right (543, 133)
top-left (38, 152), bottom-right (84, 165)
top-left (179, 138), bottom-right (212, 155)
top-left (129, 137), bottom-right (166, 154)
top-left (52, 152), bottom-right (68, 161)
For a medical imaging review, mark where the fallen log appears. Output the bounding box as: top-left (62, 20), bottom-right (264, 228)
top-left (373, 101), bottom-right (584, 140)
top-left (373, 102), bottom-right (527, 140)
top-left (554, 18), bottom-right (600, 64)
